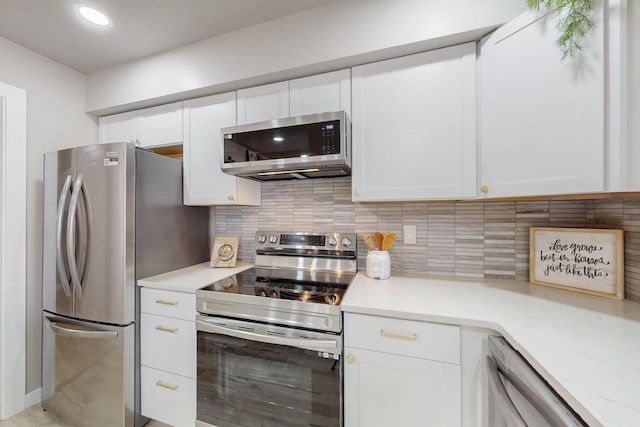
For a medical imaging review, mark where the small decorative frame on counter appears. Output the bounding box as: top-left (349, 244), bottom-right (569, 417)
top-left (210, 236), bottom-right (239, 268)
top-left (529, 227), bottom-right (624, 300)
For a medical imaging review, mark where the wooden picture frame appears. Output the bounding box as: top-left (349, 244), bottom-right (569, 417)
top-left (210, 236), bottom-right (239, 268)
top-left (529, 227), bottom-right (624, 300)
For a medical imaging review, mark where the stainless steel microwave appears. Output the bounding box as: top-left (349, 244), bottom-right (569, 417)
top-left (221, 111), bottom-right (351, 180)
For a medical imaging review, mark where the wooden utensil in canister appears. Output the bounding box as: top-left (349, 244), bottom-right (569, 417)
top-left (374, 232), bottom-right (384, 251)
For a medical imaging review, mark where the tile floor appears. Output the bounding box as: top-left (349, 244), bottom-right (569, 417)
top-left (0, 405), bottom-right (170, 426)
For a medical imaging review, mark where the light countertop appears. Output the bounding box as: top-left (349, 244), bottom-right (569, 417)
top-left (137, 261), bottom-right (253, 293)
top-left (341, 273), bottom-right (640, 427)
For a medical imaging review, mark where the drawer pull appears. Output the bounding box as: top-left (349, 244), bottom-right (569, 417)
top-left (155, 299), bottom-right (179, 306)
top-left (380, 329), bottom-right (417, 341)
top-left (155, 380), bottom-right (179, 391)
top-left (155, 325), bottom-right (178, 333)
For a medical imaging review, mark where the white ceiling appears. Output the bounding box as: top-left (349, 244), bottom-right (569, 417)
top-left (0, 0), bottom-right (336, 74)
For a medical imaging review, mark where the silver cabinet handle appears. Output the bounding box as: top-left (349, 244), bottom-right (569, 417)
top-left (155, 325), bottom-right (178, 333)
top-left (45, 318), bottom-right (118, 340)
top-left (55, 175), bottom-right (73, 297)
top-left (67, 174), bottom-right (84, 297)
top-left (486, 356), bottom-right (527, 427)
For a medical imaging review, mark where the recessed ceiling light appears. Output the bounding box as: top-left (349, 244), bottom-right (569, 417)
top-left (77, 5), bottom-right (111, 26)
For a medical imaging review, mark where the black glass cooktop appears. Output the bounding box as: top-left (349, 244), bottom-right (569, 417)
top-left (200, 268), bottom-right (355, 306)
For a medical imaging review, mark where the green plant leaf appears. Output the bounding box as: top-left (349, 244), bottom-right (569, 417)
top-left (526, 0), bottom-right (595, 59)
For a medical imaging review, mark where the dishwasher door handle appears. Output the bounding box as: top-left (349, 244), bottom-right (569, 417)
top-left (487, 355), bottom-right (528, 427)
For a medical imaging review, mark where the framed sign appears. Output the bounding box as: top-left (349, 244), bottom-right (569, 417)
top-left (210, 236), bottom-right (239, 268)
top-left (529, 227), bottom-right (624, 300)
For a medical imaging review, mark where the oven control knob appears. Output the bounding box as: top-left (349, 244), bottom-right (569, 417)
top-left (269, 235), bottom-right (278, 244)
top-left (328, 237), bottom-right (338, 246)
top-left (325, 294), bottom-right (340, 305)
top-left (257, 234), bottom-right (267, 244)
top-left (341, 237), bottom-right (352, 247)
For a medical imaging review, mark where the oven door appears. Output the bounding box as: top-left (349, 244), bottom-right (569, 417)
top-left (196, 315), bottom-right (343, 427)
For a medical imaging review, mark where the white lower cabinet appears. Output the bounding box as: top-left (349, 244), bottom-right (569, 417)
top-left (140, 288), bottom-right (196, 427)
top-left (344, 313), bottom-right (461, 427)
top-left (141, 366), bottom-right (196, 427)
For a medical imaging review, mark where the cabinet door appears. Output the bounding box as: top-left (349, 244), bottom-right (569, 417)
top-left (344, 347), bottom-right (461, 427)
top-left (99, 111), bottom-right (138, 144)
top-left (183, 93), bottom-right (261, 205)
top-left (141, 366), bottom-right (195, 427)
top-left (141, 313), bottom-right (195, 378)
top-left (351, 43), bottom-right (477, 201)
top-left (289, 69), bottom-right (351, 116)
top-left (237, 81), bottom-right (289, 124)
top-left (479, 10), bottom-right (605, 198)
top-left (137, 102), bottom-right (183, 147)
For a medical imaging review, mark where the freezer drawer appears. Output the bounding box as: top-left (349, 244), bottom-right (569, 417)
top-left (42, 314), bottom-right (135, 427)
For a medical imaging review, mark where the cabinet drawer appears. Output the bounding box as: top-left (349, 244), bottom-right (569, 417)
top-left (344, 313), bottom-right (460, 364)
top-left (141, 366), bottom-right (195, 427)
top-left (141, 313), bottom-right (195, 378)
top-left (140, 287), bottom-right (195, 320)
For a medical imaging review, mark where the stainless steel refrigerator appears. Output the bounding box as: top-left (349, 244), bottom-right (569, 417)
top-left (41, 142), bottom-right (209, 426)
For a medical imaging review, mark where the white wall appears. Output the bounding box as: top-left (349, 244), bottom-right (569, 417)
top-left (629, 1), bottom-right (639, 184)
top-left (0, 36), bottom-right (98, 394)
top-left (86, 0), bottom-right (526, 114)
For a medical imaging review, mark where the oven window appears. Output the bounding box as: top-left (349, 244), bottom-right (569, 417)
top-left (197, 331), bottom-right (342, 427)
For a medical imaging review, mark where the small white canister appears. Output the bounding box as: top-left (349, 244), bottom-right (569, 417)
top-left (366, 250), bottom-right (391, 280)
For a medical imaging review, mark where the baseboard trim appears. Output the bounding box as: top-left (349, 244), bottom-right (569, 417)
top-left (25, 388), bottom-right (41, 408)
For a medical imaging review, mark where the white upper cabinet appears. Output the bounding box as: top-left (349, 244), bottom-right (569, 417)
top-left (351, 43), bottom-right (477, 201)
top-left (237, 69), bottom-right (352, 125)
top-left (289, 69), bottom-right (351, 116)
top-left (137, 103), bottom-right (183, 147)
top-left (182, 93), bottom-right (261, 206)
top-left (479, 3), bottom-right (626, 198)
top-left (99, 110), bottom-right (138, 145)
top-left (236, 81), bottom-right (289, 125)
top-left (99, 102), bottom-right (183, 148)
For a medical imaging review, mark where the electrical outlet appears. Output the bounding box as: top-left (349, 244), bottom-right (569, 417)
top-left (403, 225), bottom-right (417, 245)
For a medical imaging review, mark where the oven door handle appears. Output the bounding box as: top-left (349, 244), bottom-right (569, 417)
top-left (196, 319), bottom-right (340, 353)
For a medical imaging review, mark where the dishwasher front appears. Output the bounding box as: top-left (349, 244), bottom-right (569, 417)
top-left (486, 336), bottom-right (587, 427)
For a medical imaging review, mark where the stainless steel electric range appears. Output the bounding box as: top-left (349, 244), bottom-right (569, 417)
top-left (195, 231), bottom-right (357, 427)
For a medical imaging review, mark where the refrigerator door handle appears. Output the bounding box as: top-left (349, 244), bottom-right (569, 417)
top-left (55, 175), bottom-right (73, 297)
top-left (76, 171), bottom-right (92, 290)
top-left (45, 317), bottom-right (118, 339)
top-left (67, 174), bottom-right (85, 298)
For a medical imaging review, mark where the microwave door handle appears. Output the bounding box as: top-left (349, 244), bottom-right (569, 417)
top-left (196, 319), bottom-right (339, 353)
top-left (67, 174), bottom-right (84, 298)
top-left (487, 356), bottom-right (528, 427)
top-left (55, 175), bottom-right (73, 297)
